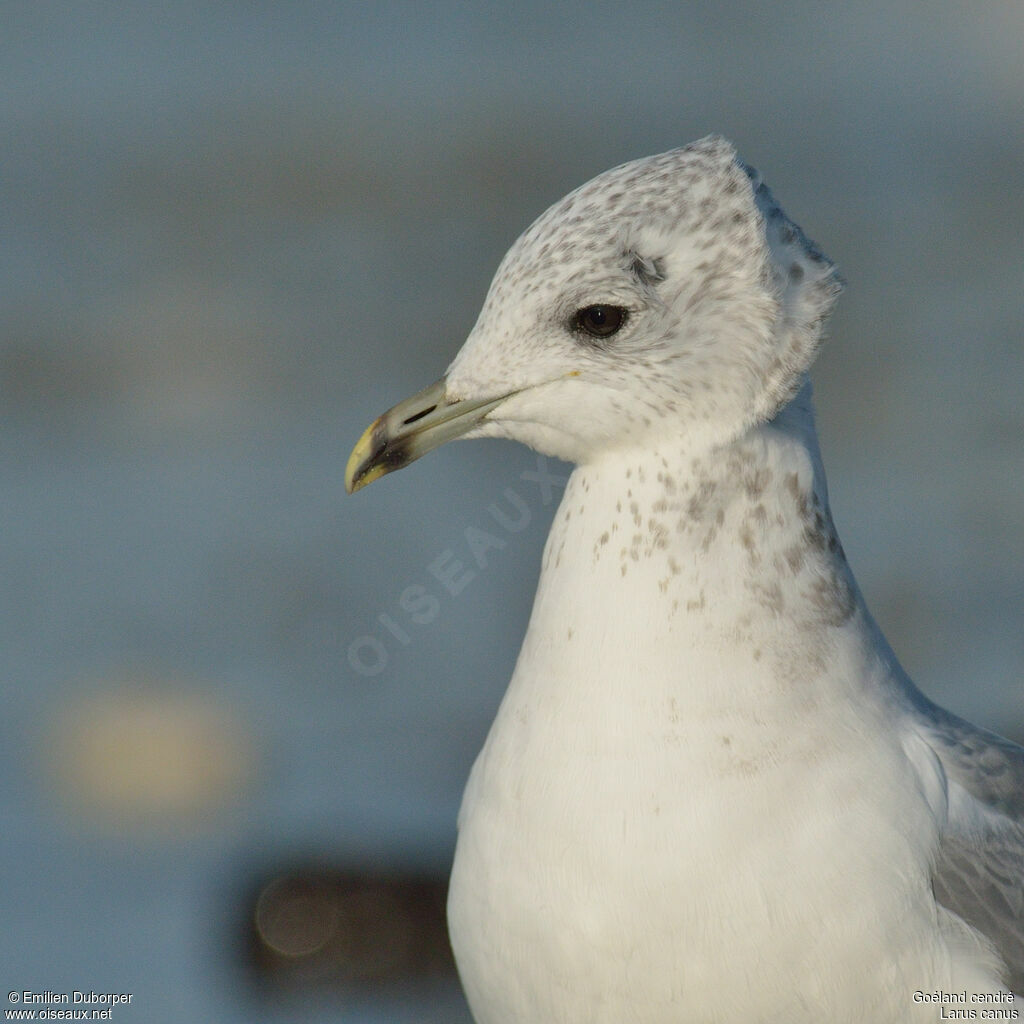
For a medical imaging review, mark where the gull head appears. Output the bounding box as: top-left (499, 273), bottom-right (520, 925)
top-left (346, 135), bottom-right (842, 493)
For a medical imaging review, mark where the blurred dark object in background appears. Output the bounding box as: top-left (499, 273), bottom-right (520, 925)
top-left (245, 864), bottom-right (455, 991)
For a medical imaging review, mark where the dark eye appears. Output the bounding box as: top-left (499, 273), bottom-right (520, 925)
top-left (573, 305), bottom-right (628, 339)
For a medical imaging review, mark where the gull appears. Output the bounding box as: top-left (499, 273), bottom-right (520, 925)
top-left (345, 136), bottom-right (1023, 1022)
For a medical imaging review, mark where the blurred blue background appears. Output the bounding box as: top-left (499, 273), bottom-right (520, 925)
top-left (2, 3), bottom-right (1021, 1021)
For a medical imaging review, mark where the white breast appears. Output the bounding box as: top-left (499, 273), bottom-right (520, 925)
top-left (447, 429), bottom-right (1004, 1022)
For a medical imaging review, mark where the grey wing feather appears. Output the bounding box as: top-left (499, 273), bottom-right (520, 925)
top-left (914, 699), bottom-right (1024, 994)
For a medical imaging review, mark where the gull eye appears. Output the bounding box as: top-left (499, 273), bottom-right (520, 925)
top-left (573, 305), bottom-right (627, 339)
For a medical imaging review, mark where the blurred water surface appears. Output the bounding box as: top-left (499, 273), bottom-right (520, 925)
top-left (1, 4), bottom-right (1021, 1021)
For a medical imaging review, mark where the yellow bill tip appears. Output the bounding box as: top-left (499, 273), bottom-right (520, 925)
top-left (344, 417), bottom-right (387, 494)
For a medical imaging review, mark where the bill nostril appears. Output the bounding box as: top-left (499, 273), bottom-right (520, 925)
top-left (402, 404), bottom-right (437, 426)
